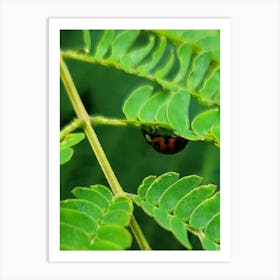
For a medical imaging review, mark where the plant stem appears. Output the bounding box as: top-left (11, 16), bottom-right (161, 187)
top-left (60, 53), bottom-right (123, 195)
top-left (60, 119), bottom-right (82, 141)
top-left (60, 53), bottom-right (151, 250)
top-left (61, 50), bottom-right (220, 107)
top-left (130, 215), bottom-right (151, 250)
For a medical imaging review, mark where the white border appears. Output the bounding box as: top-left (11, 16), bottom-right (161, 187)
top-left (1, 1), bottom-right (279, 279)
top-left (49, 18), bottom-right (231, 262)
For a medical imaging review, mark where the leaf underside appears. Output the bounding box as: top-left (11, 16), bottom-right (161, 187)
top-left (62, 30), bottom-right (220, 145)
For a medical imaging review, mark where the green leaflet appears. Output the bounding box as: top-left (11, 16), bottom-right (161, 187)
top-left (200, 235), bottom-right (220, 250)
top-left (187, 52), bottom-right (212, 91)
top-left (146, 172), bottom-right (179, 204)
top-left (95, 30), bottom-right (115, 60)
top-left (60, 147), bottom-right (74, 165)
top-left (191, 108), bottom-right (220, 142)
top-left (60, 199), bottom-right (103, 221)
top-left (173, 43), bottom-right (192, 84)
top-left (138, 175), bottom-right (157, 198)
top-left (158, 175), bottom-right (203, 212)
top-left (72, 187), bottom-right (110, 209)
top-left (138, 91), bottom-right (170, 122)
top-left (122, 86), bottom-right (153, 120)
top-left (60, 133), bottom-right (85, 165)
top-left (134, 172), bottom-right (220, 250)
top-left (60, 133), bottom-right (85, 148)
top-left (197, 35), bottom-right (220, 61)
top-left (180, 30), bottom-right (219, 43)
top-left (60, 208), bottom-right (98, 235)
top-left (60, 185), bottom-right (133, 250)
top-left (111, 30), bottom-right (140, 60)
top-left (93, 224), bottom-right (132, 249)
top-left (174, 185), bottom-right (217, 221)
top-left (82, 30), bottom-right (91, 53)
top-left (60, 223), bottom-right (90, 250)
top-left (199, 68), bottom-right (220, 105)
top-left (205, 213), bottom-right (220, 242)
top-left (154, 50), bottom-right (175, 80)
top-left (138, 37), bottom-right (167, 73)
top-left (211, 125), bottom-right (220, 143)
top-left (153, 207), bottom-right (170, 230)
top-left (167, 90), bottom-right (191, 132)
top-left (170, 216), bottom-right (192, 249)
top-left (155, 102), bottom-right (169, 123)
top-left (121, 35), bottom-right (155, 68)
top-left (189, 192), bottom-right (220, 230)
top-left (89, 184), bottom-right (113, 200)
top-left (90, 240), bottom-right (123, 250)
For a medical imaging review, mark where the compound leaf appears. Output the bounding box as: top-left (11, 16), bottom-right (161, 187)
top-left (60, 185), bottom-right (133, 250)
top-left (134, 172), bottom-right (220, 250)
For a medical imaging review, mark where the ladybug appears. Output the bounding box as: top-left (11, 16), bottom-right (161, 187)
top-left (142, 128), bottom-right (188, 154)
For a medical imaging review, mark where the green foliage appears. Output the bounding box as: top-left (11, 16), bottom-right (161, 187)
top-left (60, 29), bottom-right (220, 250)
top-left (60, 185), bottom-right (133, 250)
top-left (134, 172), bottom-right (220, 250)
top-left (60, 133), bottom-right (85, 165)
top-left (62, 29), bottom-right (220, 144)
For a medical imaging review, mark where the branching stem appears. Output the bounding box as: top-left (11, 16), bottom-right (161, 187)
top-left (60, 53), bottom-right (151, 250)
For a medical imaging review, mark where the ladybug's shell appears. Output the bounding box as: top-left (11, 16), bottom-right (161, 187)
top-left (143, 130), bottom-right (188, 154)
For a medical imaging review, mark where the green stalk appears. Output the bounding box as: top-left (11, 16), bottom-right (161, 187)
top-left (60, 53), bottom-right (151, 250)
top-left (60, 119), bottom-right (82, 141)
top-left (60, 54), bottom-right (123, 195)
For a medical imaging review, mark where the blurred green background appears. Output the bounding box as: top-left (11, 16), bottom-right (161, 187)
top-left (60, 30), bottom-right (220, 250)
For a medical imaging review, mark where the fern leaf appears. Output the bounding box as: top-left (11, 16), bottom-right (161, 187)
top-left (62, 30), bottom-right (220, 107)
top-left (60, 185), bottom-right (133, 250)
top-left (122, 86), bottom-right (203, 141)
top-left (134, 172), bottom-right (220, 250)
